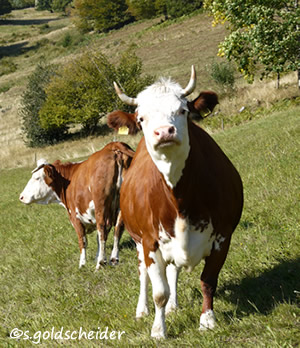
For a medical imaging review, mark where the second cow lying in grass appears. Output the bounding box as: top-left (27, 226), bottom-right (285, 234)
top-left (19, 142), bottom-right (135, 269)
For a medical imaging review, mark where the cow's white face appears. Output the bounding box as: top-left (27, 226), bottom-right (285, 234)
top-left (19, 166), bottom-right (59, 205)
top-left (136, 79), bottom-right (191, 188)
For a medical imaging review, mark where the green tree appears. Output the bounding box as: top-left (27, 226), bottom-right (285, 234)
top-left (51, 0), bottom-right (72, 12)
top-left (20, 62), bottom-right (67, 147)
top-left (166, 0), bottom-right (203, 18)
top-left (74, 0), bottom-right (132, 33)
top-left (126, 0), bottom-right (156, 19)
top-left (204, 0), bottom-right (300, 86)
top-left (36, 0), bottom-right (52, 11)
top-left (9, 0), bottom-right (35, 9)
top-left (39, 49), bottom-right (154, 135)
top-left (0, 0), bottom-right (12, 15)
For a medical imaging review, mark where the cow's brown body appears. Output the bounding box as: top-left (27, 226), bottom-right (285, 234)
top-left (20, 142), bottom-right (135, 268)
top-left (107, 66), bottom-right (243, 338)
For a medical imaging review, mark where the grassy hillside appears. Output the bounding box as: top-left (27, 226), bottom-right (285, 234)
top-left (0, 106), bottom-right (299, 347)
top-left (0, 8), bottom-right (299, 169)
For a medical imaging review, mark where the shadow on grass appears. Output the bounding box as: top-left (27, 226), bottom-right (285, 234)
top-left (218, 257), bottom-right (300, 316)
top-left (0, 18), bottom-right (60, 26)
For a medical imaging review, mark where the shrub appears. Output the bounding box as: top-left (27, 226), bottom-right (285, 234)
top-left (19, 61), bottom-right (67, 147)
top-left (210, 61), bottom-right (235, 88)
top-left (39, 48), bottom-right (154, 135)
top-left (61, 32), bottom-right (72, 47)
top-left (0, 58), bottom-right (17, 76)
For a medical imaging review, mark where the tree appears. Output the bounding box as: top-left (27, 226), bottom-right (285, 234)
top-left (51, 0), bottom-right (72, 12)
top-left (73, 0), bottom-right (133, 33)
top-left (166, 0), bottom-right (203, 18)
top-left (204, 0), bottom-right (300, 87)
top-left (126, 0), bottom-right (156, 20)
top-left (0, 0), bottom-right (12, 15)
top-left (20, 62), bottom-right (67, 147)
top-left (39, 48), bottom-right (154, 135)
top-left (36, 0), bottom-right (52, 11)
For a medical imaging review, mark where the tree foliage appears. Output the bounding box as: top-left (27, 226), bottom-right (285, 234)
top-left (204, 0), bottom-right (300, 83)
top-left (9, 0), bottom-right (35, 10)
top-left (73, 0), bottom-right (133, 32)
top-left (0, 0), bottom-right (12, 15)
top-left (126, 0), bottom-right (156, 19)
top-left (39, 48), bottom-right (154, 134)
top-left (166, 0), bottom-right (203, 18)
top-left (20, 62), bottom-right (67, 147)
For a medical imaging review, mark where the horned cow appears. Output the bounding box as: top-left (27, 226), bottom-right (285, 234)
top-left (107, 66), bottom-right (243, 338)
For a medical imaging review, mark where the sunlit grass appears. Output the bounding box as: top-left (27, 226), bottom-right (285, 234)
top-left (0, 107), bottom-right (299, 347)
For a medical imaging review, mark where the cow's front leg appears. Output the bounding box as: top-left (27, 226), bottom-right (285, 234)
top-left (96, 224), bottom-right (107, 269)
top-left (166, 263), bottom-right (180, 315)
top-left (136, 243), bottom-right (149, 318)
top-left (146, 248), bottom-right (169, 339)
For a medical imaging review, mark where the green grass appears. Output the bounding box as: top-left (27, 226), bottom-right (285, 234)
top-left (0, 106), bottom-right (299, 347)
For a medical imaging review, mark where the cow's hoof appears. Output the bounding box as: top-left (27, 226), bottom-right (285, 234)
top-left (110, 258), bottom-right (119, 266)
top-left (95, 260), bottom-right (107, 269)
top-left (199, 310), bottom-right (216, 330)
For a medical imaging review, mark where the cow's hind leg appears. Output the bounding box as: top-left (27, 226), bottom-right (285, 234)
top-left (146, 248), bottom-right (169, 339)
top-left (110, 211), bottom-right (124, 265)
top-left (72, 218), bottom-right (87, 268)
top-left (166, 263), bottom-right (180, 315)
top-left (200, 234), bottom-right (232, 330)
top-left (96, 222), bottom-right (108, 269)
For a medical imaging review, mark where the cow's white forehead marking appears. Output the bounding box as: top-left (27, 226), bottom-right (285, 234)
top-left (20, 167), bottom-right (59, 205)
top-left (135, 79), bottom-right (190, 188)
top-left (136, 79), bottom-right (188, 118)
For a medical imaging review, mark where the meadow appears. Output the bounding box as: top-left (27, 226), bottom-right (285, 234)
top-left (0, 105), bottom-right (299, 347)
top-left (0, 6), bottom-right (299, 348)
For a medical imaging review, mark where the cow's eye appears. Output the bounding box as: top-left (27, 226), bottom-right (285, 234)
top-left (139, 117), bottom-right (144, 123)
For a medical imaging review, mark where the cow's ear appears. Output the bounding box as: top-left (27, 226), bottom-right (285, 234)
top-left (188, 91), bottom-right (219, 120)
top-left (44, 165), bottom-right (55, 181)
top-left (107, 110), bottom-right (140, 135)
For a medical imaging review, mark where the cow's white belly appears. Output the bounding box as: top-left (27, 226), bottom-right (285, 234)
top-left (159, 216), bottom-right (215, 271)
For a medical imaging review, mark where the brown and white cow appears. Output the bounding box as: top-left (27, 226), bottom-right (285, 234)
top-left (107, 66), bottom-right (243, 338)
top-left (19, 142), bottom-right (135, 269)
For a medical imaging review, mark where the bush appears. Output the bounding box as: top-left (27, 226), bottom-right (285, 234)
top-left (166, 0), bottom-right (203, 18)
top-left (73, 0), bottom-right (133, 33)
top-left (210, 61), bottom-right (235, 88)
top-left (39, 48), bottom-right (154, 135)
top-left (0, 58), bottom-right (17, 76)
top-left (9, 0), bottom-right (35, 9)
top-left (20, 62), bottom-right (67, 147)
top-left (0, 0), bottom-right (12, 15)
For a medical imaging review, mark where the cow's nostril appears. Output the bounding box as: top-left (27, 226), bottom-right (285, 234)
top-left (168, 126), bottom-right (175, 134)
top-left (19, 196), bottom-right (23, 201)
top-left (154, 130), bottom-right (160, 136)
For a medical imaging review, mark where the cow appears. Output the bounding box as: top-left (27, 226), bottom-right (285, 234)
top-left (107, 66), bottom-right (243, 338)
top-left (19, 142), bottom-right (135, 269)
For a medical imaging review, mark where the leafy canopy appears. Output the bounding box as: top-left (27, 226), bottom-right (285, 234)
top-left (39, 48), bottom-right (154, 134)
top-left (204, 0), bottom-right (300, 82)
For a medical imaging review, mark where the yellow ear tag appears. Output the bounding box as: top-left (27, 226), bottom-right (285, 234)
top-left (118, 126), bottom-right (129, 135)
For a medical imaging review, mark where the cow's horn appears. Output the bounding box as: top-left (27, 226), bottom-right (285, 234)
top-left (182, 65), bottom-right (196, 97)
top-left (113, 82), bottom-right (138, 106)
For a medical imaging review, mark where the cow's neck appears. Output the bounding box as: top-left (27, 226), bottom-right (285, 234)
top-left (147, 136), bottom-right (190, 189)
top-left (50, 165), bottom-right (72, 208)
